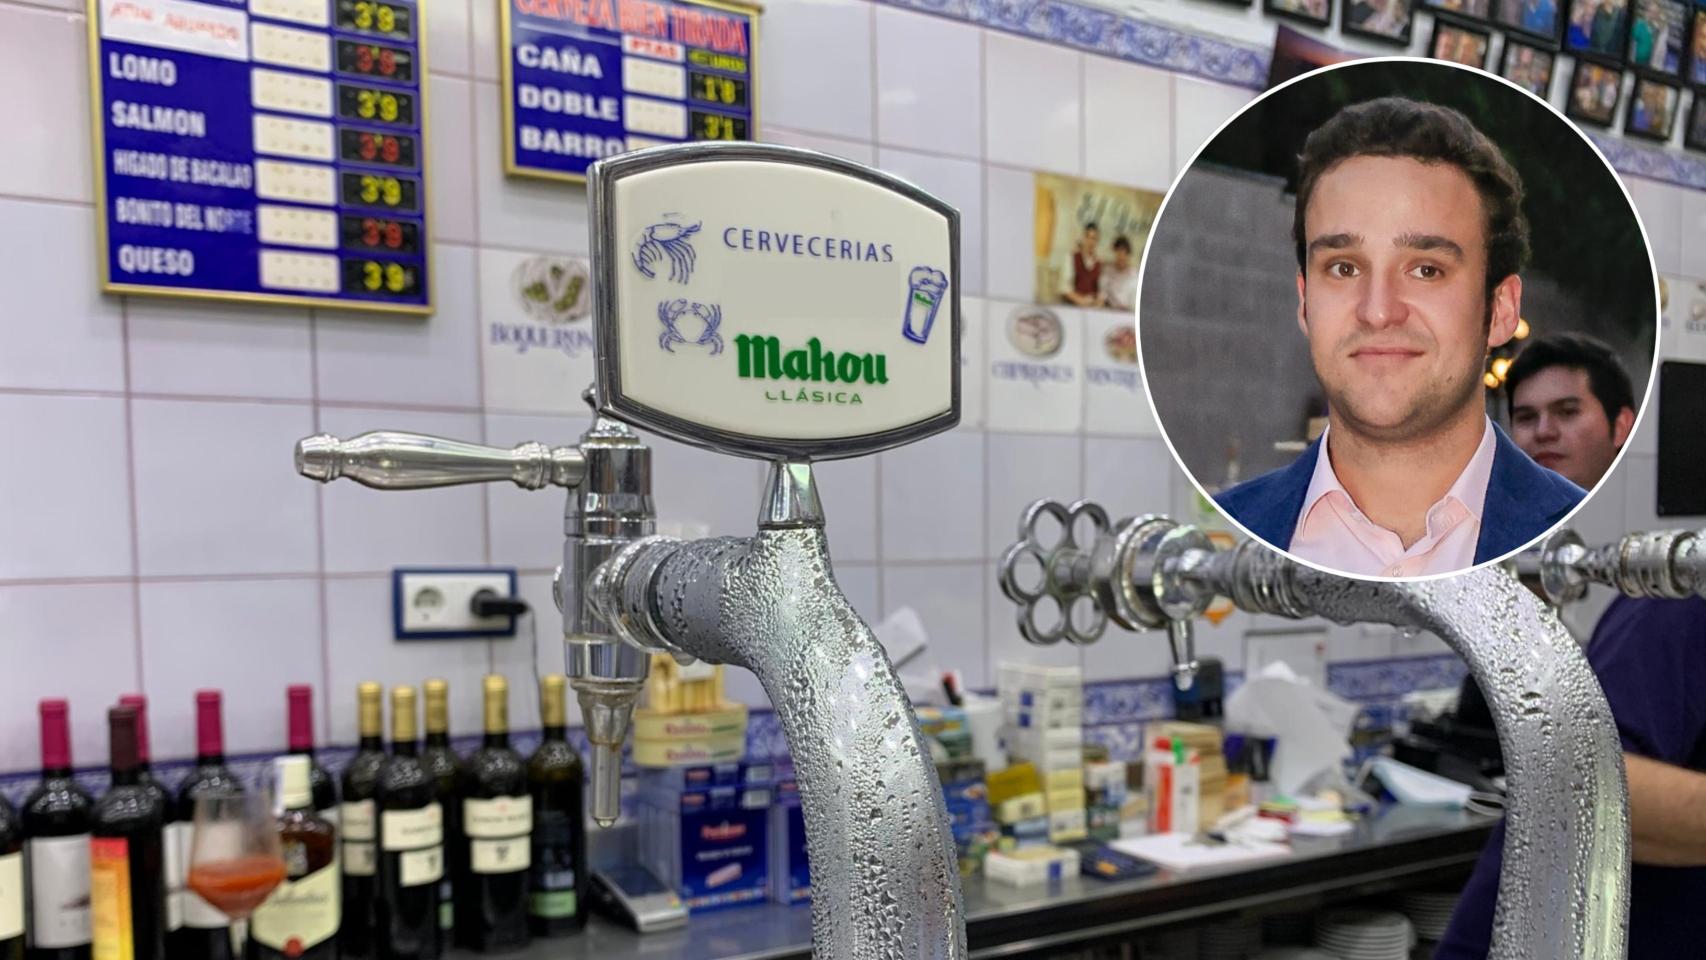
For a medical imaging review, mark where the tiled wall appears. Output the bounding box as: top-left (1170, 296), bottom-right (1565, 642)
top-left (1, 0), bottom-right (1701, 780)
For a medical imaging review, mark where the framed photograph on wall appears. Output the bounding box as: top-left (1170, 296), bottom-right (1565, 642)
top-left (1265, 0), bottom-right (1334, 28)
top-left (1423, 0), bottom-right (1492, 19)
top-left (1493, 0), bottom-right (1565, 43)
top-left (1499, 39), bottom-right (1559, 96)
top-left (1627, 0), bottom-right (1688, 76)
top-left (1566, 0), bottom-right (1632, 62)
top-left (1430, 18), bottom-right (1493, 66)
top-left (1567, 59), bottom-right (1625, 124)
top-left (1342, 0), bottom-right (1416, 43)
top-left (1625, 74), bottom-right (1683, 138)
top-left (1685, 93), bottom-right (1706, 150)
top-left (1686, 8), bottom-right (1706, 87)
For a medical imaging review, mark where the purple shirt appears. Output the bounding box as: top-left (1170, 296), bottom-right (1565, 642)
top-left (1435, 596), bottom-right (1706, 959)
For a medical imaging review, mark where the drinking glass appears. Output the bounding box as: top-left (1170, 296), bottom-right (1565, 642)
top-left (187, 790), bottom-right (288, 951)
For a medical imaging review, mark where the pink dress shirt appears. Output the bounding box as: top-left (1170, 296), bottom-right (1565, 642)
top-left (1288, 419), bottom-right (1497, 578)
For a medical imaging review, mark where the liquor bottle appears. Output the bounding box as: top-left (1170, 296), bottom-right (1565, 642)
top-left (340, 682), bottom-right (386, 960)
top-left (171, 692), bottom-right (241, 960)
top-left (115, 696), bottom-right (172, 937)
top-left (286, 687), bottom-right (339, 821)
top-left (456, 676), bottom-right (530, 952)
top-left (376, 686), bottom-right (443, 960)
top-left (0, 791), bottom-right (21, 960)
top-left (23, 700), bottom-right (95, 960)
top-left (247, 756), bottom-right (338, 960)
top-left (419, 680), bottom-right (462, 947)
top-left (90, 706), bottom-right (167, 960)
top-left (526, 675), bottom-right (587, 936)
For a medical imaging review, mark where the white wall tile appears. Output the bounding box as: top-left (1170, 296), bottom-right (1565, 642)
top-left (986, 301), bottom-right (1085, 433)
top-left (324, 576), bottom-right (493, 742)
top-left (1570, 463), bottom-right (1627, 545)
top-left (1172, 77), bottom-right (1251, 173)
top-left (318, 407), bottom-right (488, 573)
top-left (884, 563), bottom-right (990, 689)
top-left (1080, 616), bottom-right (1181, 681)
top-left (761, 127), bottom-right (877, 166)
top-left (649, 435), bottom-right (766, 538)
top-left (1620, 453), bottom-right (1668, 532)
top-left (429, 75), bottom-right (479, 245)
top-left (484, 412), bottom-right (591, 571)
top-left (478, 247), bottom-right (599, 414)
top-left (985, 33), bottom-right (1081, 174)
top-left (984, 165), bottom-right (1034, 303)
top-left (1084, 436), bottom-right (1175, 521)
top-left (1083, 309), bottom-right (1150, 435)
top-left (813, 457), bottom-right (877, 563)
top-left (0, 201), bottom-right (125, 391)
top-left (426, 0), bottom-right (473, 76)
top-left (880, 430), bottom-right (984, 561)
top-left (132, 399), bottom-right (318, 576)
top-left (127, 299), bottom-right (312, 400)
top-left (470, 0), bottom-right (500, 81)
top-left (0, 7), bottom-right (92, 201)
top-left (0, 395), bottom-right (133, 579)
top-left (835, 562), bottom-right (881, 625)
top-left (1085, 57), bottom-right (1173, 191)
top-left (1622, 176), bottom-right (1682, 276)
top-left (985, 432), bottom-right (1080, 556)
top-left (473, 82), bottom-right (593, 252)
top-left (0, 582), bottom-right (138, 773)
top-left (874, 6), bottom-right (981, 158)
top-left (877, 146), bottom-right (985, 296)
top-left (758, 0), bottom-right (873, 141)
top-left (958, 296), bottom-right (987, 430)
top-left (316, 244), bottom-right (482, 408)
top-left (138, 579), bottom-right (323, 757)
top-left (984, 562), bottom-right (1080, 680)
top-left (493, 572), bottom-right (582, 729)
top-left (1682, 188), bottom-right (1706, 281)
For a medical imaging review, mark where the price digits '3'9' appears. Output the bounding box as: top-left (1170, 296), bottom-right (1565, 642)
top-left (338, 83), bottom-right (417, 127)
top-left (690, 110), bottom-right (748, 141)
top-left (338, 129), bottom-right (419, 168)
top-left (336, 39), bottom-right (416, 83)
top-left (340, 172), bottom-right (421, 213)
top-left (336, 0), bottom-right (414, 40)
top-left (340, 215), bottom-right (421, 255)
top-left (342, 258), bottom-right (420, 296)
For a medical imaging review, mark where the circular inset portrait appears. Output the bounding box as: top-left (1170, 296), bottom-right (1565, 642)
top-left (1138, 58), bottom-right (1658, 581)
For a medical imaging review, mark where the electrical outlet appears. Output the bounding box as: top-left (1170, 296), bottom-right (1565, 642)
top-left (393, 567), bottom-right (519, 640)
top-left (1243, 627), bottom-right (1328, 688)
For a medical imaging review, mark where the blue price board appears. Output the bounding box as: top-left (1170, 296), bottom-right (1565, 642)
top-left (88, 0), bottom-right (433, 313)
top-left (500, 0), bottom-right (759, 182)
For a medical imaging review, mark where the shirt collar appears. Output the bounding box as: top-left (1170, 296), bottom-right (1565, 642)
top-left (1299, 418), bottom-right (1498, 528)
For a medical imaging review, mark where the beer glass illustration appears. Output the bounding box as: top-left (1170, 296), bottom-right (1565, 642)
top-left (903, 266), bottom-right (949, 344)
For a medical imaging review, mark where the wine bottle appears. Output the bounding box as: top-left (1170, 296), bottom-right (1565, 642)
top-left (456, 676), bottom-right (530, 953)
top-left (526, 676), bottom-right (587, 937)
top-left (376, 686), bottom-right (443, 960)
top-left (115, 696), bottom-right (172, 937)
top-left (22, 699), bottom-right (95, 960)
top-left (90, 705), bottom-right (167, 960)
top-left (171, 692), bottom-right (241, 960)
top-left (247, 756), bottom-right (338, 960)
top-left (1, 791), bottom-right (22, 960)
top-left (286, 687), bottom-right (339, 821)
top-left (340, 682), bottom-right (386, 960)
top-left (419, 680), bottom-right (461, 948)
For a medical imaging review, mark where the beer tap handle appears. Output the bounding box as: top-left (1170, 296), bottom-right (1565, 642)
top-left (295, 431), bottom-right (587, 490)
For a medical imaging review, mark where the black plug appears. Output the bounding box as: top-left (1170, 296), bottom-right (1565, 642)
top-left (470, 589), bottom-right (529, 618)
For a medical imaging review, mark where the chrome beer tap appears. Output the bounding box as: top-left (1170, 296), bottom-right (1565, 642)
top-left (1515, 526), bottom-right (1706, 605)
top-left (1000, 500), bottom-right (1630, 960)
top-left (295, 391), bottom-right (654, 828)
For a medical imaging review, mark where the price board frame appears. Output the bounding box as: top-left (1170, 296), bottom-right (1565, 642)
top-left (85, 0), bottom-right (436, 315)
top-left (499, 0), bottom-right (761, 184)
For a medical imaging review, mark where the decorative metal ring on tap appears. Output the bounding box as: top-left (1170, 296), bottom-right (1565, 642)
top-left (997, 499), bottom-right (1111, 646)
top-left (586, 534), bottom-right (700, 666)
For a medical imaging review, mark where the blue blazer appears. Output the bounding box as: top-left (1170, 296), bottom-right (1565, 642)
top-left (1215, 424), bottom-right (1586, 566)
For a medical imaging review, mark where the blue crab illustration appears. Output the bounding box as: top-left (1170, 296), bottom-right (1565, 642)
top-left (657, 299), bottom-right (724, 355)
top-left (633, 217), bottom-right (701, 284)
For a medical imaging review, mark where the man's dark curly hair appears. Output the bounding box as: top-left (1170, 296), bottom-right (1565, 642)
top-left (1292, 96), bottom-right (1531, 301)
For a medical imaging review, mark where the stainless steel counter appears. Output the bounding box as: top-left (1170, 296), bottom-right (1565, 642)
top-left (457, 806), bottom-right (1498, 960)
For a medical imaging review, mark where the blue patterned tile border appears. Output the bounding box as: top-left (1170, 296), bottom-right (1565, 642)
top-left (1082, 676), bottom-right (1176, 725)
top-left (1083, 720), bottom-right (1147, 763)
top-left (877, 0), bottom-right (1271, 88)
top-left (1326, 653), bottom-right (1466, 704)
top-left (1588, 132), bottom-right (1706, 192)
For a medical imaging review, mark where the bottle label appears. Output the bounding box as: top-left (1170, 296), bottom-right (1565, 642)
top-left (163, 820), bottom-right (185, 931)
top-left (341, 800), bottom-right (375, 841)
top-left (343, 842), bottom-right (377, 878)
top-left (0, 851), bottom-right (23, 940)
top-left (89, 837), bottom-right (133, 960)
top-left (381, 804), bottom-right (442, 852)
top-left (180, 820), bottom-right (231, 930)
top-left (470, 838), bottom-right (531, 875)
top-left (318, 806), bottom-right (341, 830)
top-left (398, 847), bottom-right (444, 889)
top-left (26, 834), bottom-right (92, 948)
top-left (250, 862), bottom-right (340, 953)
top-left (463, 796), bottom-right (532, 838)
top-left (529, 891), bottom-right (577, 920)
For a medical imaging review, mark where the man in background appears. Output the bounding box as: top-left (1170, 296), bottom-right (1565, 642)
top-left (1062, 222), bottom-right (1102, 307)
top-left (1505, 332), bottom-right (1636, 490)
top-left (1099, 236), bottom-right (1138, 311)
